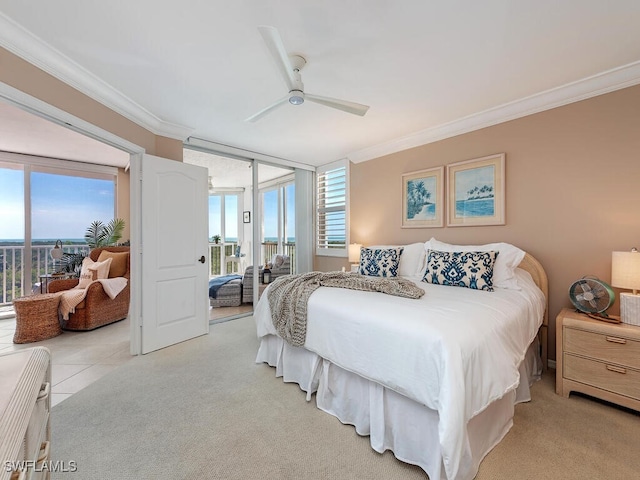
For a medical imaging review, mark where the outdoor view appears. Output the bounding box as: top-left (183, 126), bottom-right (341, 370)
top-left (208, 186), bottom-right (295, 245)
top-left (0, 166), bottom-right (116, 303)
top-left (1, 162), bottom-right (297, 302)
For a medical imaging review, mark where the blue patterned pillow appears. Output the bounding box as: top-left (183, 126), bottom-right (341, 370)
top-left (359, 247), bottom-right (404, 277)
top-left (422, 249), bottom-right (498, 291)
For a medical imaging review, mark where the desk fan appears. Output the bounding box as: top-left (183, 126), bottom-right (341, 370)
top-left (569, 277), bottom-right (619, 323)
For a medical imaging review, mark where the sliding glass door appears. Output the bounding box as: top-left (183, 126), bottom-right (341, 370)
top-left (0, 154), bottom-right (117, 303)
top-left (259, 173), bottom-right (295, 273)
top-left (208, 192), bottom-right (242, 276)
top-left (0, 162), bottom-right (25, 304)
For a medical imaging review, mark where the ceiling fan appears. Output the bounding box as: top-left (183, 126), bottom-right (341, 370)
top-left (246, 26), bottom-right (370, 122)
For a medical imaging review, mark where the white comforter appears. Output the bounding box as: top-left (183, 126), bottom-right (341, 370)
top-left (254, 269), bottom-right (545, 480)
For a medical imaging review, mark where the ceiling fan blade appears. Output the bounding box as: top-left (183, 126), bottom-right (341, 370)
top-left (245, 95), bottom-right (289, 123)
top-left (258, 26), bottom-right (297, 91)
top-left (305, 93), bottom-right (370, 117)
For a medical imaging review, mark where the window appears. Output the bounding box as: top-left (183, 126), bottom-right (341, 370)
top-left (259, 175), bottom-right (295, 270)
top-left (208, 192), bottom-right (242, 275)
top-left (0, 152), bottom-right (118, 302)
top-left (316, 159), bottom-right (348, 257)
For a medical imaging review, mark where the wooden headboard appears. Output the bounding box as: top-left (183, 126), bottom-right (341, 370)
top-left (518, 252), bottom-right (548, 370)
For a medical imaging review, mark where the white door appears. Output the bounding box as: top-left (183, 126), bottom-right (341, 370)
top-left (140, 154), bottom-right (209, 354)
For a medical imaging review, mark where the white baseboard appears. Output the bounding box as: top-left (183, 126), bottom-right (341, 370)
top-left (547, 359), bottom-right (556, 370)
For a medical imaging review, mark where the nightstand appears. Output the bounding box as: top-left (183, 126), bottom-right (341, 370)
top-left (556, 307), bottom-right (640, 411)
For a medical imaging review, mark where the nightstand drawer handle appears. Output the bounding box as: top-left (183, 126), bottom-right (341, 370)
top-left (606, 364), bottom-right (627, 374)
top-left (605, 336), bottom-right (626, 345)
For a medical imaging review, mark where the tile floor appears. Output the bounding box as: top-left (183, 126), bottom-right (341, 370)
top-left (0, 312), bottom-right (132, 408)
top-left (0, 303), bottom-right (253, 408)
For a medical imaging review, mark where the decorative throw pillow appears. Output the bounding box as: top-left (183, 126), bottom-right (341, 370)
top-left (368, 243), bottom-right (426, 277)
top-left (359, 247), bottom-right (404, 277)
top-left (97, 250), bottom-right (129, 278)
top-left (426, 238), bottom-right (525, 290)
top-left (422, 249), bottom-right (498, 291)
top-left (77, 257), bottom-right (112, 288)
top-left (271, 254), bottom-right (286, 268)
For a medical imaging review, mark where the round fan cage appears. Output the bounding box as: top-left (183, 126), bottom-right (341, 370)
top-left (569, 277), bottom-right (615, 314)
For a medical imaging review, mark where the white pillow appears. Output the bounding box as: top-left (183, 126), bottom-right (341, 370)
top-left (367, 243), bottom-right (426, 277)
top-left (425, 237), bottom-right (525, 290)
top-left (77, 257), bottom-right (112, 289)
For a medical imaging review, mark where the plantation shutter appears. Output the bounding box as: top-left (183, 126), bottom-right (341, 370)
top-left (316, 159), bottom-right (349, 257)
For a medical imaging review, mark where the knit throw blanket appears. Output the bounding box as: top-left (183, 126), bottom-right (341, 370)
top-left (267, 271), bottom-right (425, 347)
top-left (59, 278), bottom-right (128, 320)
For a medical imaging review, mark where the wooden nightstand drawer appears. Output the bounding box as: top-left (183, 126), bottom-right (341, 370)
top-left (564, 353), bottom-right (640, 400)
top-left (564, 327), bottom-right (640, 370)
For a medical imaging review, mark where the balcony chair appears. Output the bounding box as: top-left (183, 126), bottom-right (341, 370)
top-left (242, 254), bottom-right (291, 303)
top-left (47, 246), bottom-right (130, 331)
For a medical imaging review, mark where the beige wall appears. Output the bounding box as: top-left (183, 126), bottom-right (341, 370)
top-left (0, 47), bottom-right (183, 160)
top-left (317, 84), bottom-right (640, 360)
top-left (1, 47), bottom-right (185, 243)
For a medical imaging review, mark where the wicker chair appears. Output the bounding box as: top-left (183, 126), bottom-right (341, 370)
top-left (47, 246), bottom-right (130, 331)
top-left (242, 255), bottom-right (291, 303)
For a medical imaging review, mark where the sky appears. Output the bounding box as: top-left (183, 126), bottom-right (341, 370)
top-left (454, 165), bottom-right (495, 200)
top-left (0, 168), bottom-right (115, 240)
top-left (209, 185), bottom-right (295, 241)
top-left (1, 166), bottom-right (296, 243)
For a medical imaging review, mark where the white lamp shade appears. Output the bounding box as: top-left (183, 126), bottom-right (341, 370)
top-left (348, 243), bottom-right (362, 263)
top-left (50, 240), bottom-right (63, 260)
top-left (611, 250), bottom-right (640, 291)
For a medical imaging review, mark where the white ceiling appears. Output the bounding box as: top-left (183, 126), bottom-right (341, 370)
top-left (1, 1), bottom-right (640, 168)
top-left (0, 101), bottom-right (129, 166)
top-left (183, 148), bottom-right (293, 188)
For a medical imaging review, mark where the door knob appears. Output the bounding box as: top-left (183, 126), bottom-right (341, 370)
top-left (199, 256), bottom-right (206, 264)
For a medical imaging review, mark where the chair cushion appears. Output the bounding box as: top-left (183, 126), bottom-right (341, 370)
top-left (78, 257), bottom-right (112, 288)
top-left (97, 250), bottom-right (129, 278)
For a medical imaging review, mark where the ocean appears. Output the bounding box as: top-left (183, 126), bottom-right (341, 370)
top-left (0, 239), bottom-right (86, 246)
top-left (455, 198), bottom-right (494, 217)
top-left (1, 237), bottom-right (297, 246)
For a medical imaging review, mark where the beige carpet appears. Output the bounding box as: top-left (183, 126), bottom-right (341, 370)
top-left (51, 316), bottom-right (640, 479)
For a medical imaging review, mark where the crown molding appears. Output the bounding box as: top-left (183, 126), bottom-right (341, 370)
top-left (0, 13), bottom-right (193, 141)
top-left (0, 81), bottom-right (144, 158)
top-left (3, 12), bottom-right (639, 162)
top-left (185, 137), bottom-right (316, 172)
top-left (348, 60), bottom-right (640, 164)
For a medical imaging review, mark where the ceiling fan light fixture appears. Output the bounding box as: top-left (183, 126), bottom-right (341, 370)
top-left (288, 90), bottom-right (305, 105)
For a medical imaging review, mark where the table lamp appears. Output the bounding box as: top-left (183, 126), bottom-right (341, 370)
top-left (611, 248), bottom-right (640, 326)
top-left (50, 240), bottom-right (63, 273)
top-left (348, 243), bottom-right (362, 273)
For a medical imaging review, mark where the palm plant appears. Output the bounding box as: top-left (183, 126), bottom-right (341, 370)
top-left (85, 218), bottom-right (126, 249)
top-left (60, 252), bottom-right (87, 275)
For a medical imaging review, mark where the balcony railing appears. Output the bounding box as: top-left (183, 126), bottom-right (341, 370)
top-left (209, 241), bottom-right (296, 277)
top-left (261, 242), bottom-right (295, 274)
top-left (1, 243), bottom-right (90, 306)
top-left (209, 242), bottom-right (241, 277)
top-left (2, 241), bottom-right (297, 305)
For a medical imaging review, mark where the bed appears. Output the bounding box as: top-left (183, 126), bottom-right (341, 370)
top-left (253, 240), bottom-right (548, 480)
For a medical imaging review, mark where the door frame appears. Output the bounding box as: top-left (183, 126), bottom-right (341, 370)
top-left (1, 83), bottom-right (316, 354)
top-left (0, 82), bottom-right (146, 353)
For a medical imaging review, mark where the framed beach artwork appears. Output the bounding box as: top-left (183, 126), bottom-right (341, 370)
top-left (401, 166), bottom-right (444, 228)
top-left (447, 153), bottom-right (505, 227)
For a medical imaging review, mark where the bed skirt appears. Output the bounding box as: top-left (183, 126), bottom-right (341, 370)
top-left (256, 335), bottom-right (541, 480)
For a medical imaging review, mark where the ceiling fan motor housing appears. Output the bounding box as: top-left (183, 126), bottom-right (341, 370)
top-left (288, 90), bottom-right (304, 105)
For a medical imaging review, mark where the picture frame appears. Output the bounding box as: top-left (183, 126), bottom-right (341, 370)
top-left (447, 153), bottom-right (505, 227)
top-left (243, 211), bottom-right (251, 223)
top-left (401, 166), bottom-right (444, 228)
